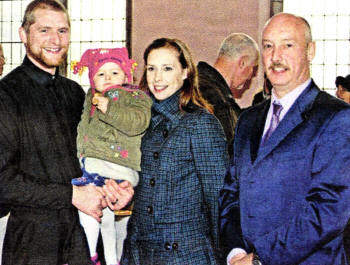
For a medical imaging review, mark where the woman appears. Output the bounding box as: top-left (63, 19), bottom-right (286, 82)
top-left (121, 38), bottom-right (229, 264)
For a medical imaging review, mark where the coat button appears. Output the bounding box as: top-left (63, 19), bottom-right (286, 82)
top-left (153, 152), bottom-right (159, 159)
top-left (150, 178), bottom-right (155, 186)
top-left (162, 129), bottom-right (168, 138)
top-left (147, 206), bottom-right (153, 214)
top-left (164, 242), bottom-right (171, 250)
top-left (172, 242), bottom-right (178, 250)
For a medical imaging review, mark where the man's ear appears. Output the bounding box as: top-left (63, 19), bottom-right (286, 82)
top-left (238, 55), bottom-right (249, 69)
top-left (19, 27), bottom-right (28, 45)
top-left (307, 41), bottom-right (316, 62)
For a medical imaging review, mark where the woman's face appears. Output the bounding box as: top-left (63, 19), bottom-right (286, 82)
top-left (146, 47), bottom-right (187, 101)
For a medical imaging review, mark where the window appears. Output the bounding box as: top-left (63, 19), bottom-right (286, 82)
top-left (0, 0), bottom-right (31, 75)
top-left (0, 0), bottom-right (128, 91)
top-left (283, 0), bottom-right (350, 94)
top-left (67, 0), bottom-right (128, 91)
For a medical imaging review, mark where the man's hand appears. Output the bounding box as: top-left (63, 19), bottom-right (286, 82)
top-left (103, 179), bottom-right (134, 210)
top-left (72, 184), bottom-right (106, 222)
top-left (230, 253), bottom-right (253, 265)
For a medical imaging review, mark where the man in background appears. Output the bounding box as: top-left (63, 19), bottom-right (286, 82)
top-left (198, 33), bottom-right (259, 156)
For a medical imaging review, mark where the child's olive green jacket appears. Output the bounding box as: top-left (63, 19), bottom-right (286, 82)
top-left (77, 85), bottom-right (152, 171)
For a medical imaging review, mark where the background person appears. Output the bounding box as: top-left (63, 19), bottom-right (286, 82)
top-left (121, 38), bottom-right (229, 264)
top-left (72, 47), bottom-right (152, 265)
top-left (335, 74), bottom-right (350, 104)
top-left (197, 33), bottom-right (259, 156)
top-left (219, 13), bottom-right (350, 265)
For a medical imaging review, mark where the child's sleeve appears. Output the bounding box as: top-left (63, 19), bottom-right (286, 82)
top-left (76, 89), bottom-right (92, 157)
top-left (97, 89), bottom-right (152, 136)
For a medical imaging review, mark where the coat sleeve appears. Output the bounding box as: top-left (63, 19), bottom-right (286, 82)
top-left (191, 112), bottom-right (229, 261)
top-left (218, 116), bottom-right (248, 257)
top-left (98, 90), bottom-right (152, 136)
top-left (0, 85), bottom-right (73, 209)
top-left (76, 89), bottom-right (91, 158)
top-left (252, 108), bottom-right (350, 265)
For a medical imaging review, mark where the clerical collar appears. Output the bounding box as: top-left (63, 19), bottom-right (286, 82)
top-left (22, 56), bottom-right (59, 86)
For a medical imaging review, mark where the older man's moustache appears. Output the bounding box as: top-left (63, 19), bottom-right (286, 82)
top-left (269, 64), bottom-right (289, 70)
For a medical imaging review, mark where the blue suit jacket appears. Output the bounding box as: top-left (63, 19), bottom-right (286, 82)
top-left (219, 81), bottom-right (350, 265)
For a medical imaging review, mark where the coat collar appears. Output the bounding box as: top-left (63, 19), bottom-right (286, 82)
top-left (151, 90), bottom-right (184, 129)
top-left (253, 80), bottom-right (320, 164)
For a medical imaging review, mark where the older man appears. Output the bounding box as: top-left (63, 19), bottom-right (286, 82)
top-left (198, 33), bottom-right (259, 156)
top-left (220, 13), bottom-right (350, 265)
top-left (0, 1), bottom-right (133, 264)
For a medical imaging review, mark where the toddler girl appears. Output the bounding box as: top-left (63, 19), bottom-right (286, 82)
top-left (71, 47), bottom-right (152, 265)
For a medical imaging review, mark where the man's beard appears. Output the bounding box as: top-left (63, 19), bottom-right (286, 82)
top-left (27, 45), bottom-right (68, 69)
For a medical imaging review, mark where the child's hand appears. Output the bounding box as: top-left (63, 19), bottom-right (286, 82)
top-left (92, 94), bottom-right (109, 114)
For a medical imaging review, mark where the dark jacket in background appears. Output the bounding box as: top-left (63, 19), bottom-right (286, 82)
top-left (197, 61), bottom-right (241, 157)
top-left (0, 57), bottom-right (91, 265)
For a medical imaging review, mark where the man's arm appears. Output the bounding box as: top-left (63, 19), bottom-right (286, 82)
top-left (219, 161), bottom-right (248, 259)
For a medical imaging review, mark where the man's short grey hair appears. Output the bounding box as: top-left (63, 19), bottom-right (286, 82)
top-left (218, 33), bottom-right (259, 65)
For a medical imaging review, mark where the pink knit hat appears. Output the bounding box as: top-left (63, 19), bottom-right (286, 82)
top-left (72, 47), bottom-right (137, 88)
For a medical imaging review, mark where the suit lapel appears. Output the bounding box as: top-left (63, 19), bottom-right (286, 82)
top-left (250, 101), bottom-right (270, 163)
top-left (254, 81), bottom-right (320, 165)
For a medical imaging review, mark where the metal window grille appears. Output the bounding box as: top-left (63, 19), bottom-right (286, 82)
top-left (0, 0), bottom-right (31, 76)
top-left (284, 0), bottom-right (350, 93)
top-left (67, 0), bottom-right (128, 91)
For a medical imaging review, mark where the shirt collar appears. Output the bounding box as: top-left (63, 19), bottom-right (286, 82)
top-left (270, 78), bottom-right (311, 120)
top-left (22, 56), bottom-right (59, 86)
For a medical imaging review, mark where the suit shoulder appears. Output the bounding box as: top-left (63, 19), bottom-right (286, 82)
top-left (240, 101), bottom-right (268, 119)
top-left (314, 90), bottom-right (350, 112)
top-left (0, 66), bottom-right (28, 97)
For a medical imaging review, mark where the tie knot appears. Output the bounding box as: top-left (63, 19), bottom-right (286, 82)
top-left (272, 101), bottom-right (283, 117)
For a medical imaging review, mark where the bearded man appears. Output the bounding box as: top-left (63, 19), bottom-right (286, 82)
top-left (0, 1), bottom-right (133, 264)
